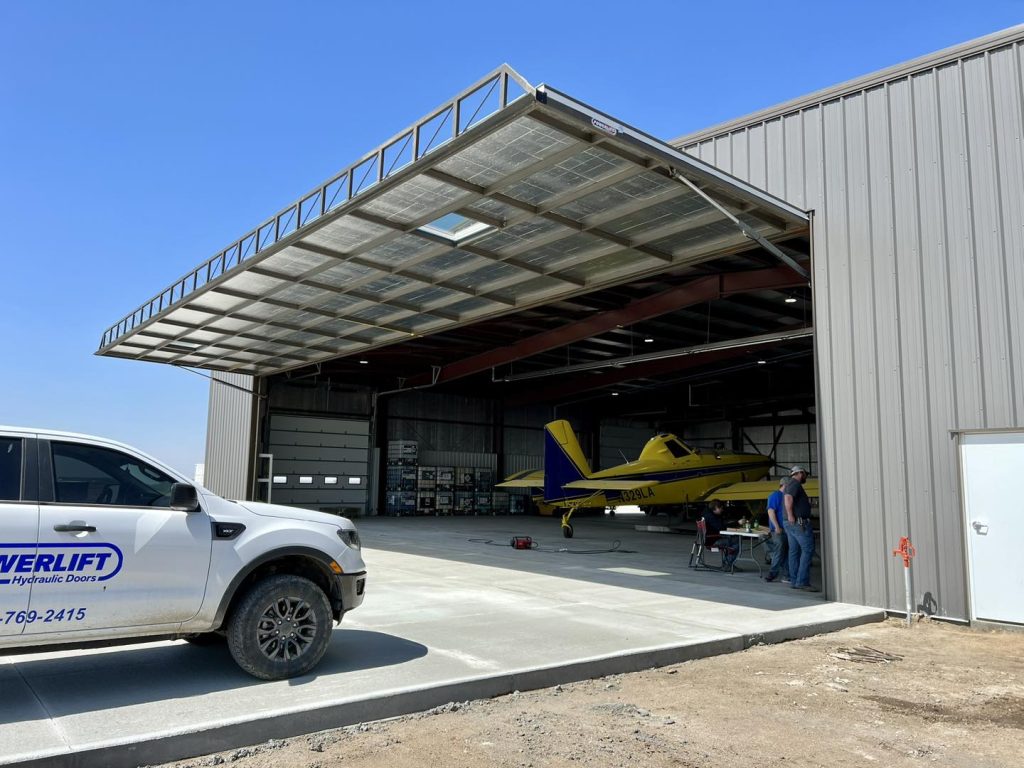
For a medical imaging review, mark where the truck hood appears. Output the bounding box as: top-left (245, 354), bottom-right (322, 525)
top-left (234, 500), bottom-right (357, 529)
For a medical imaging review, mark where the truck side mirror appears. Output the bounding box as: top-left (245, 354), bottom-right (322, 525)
top-left (170, 483), bottom-right (200, 512)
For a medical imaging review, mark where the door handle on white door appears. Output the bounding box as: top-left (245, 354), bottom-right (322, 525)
top-left (971, 520), bottom-right (989, 535)
top-left (54, 523), bottom-right (97, 533)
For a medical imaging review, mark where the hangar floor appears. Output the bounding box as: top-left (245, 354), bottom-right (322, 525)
top-left (0, 515), bottom-right (869, 768)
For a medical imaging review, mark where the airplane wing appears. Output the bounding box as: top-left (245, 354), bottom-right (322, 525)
top-left (709, 478), bottom-right (821, 501)
top-left (495, 469), bottom-right (544, 489)
top-left (563, 479), bottom-right (660, 491)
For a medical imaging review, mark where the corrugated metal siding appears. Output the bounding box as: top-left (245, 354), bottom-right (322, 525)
top-left (204, 372), bottom-right (255, 500)
top-left (681, 419), bottom-right (817, 475)
top-left (678, 33), bottom-right (1024, 620)
top-left (598, 423), bottom-right (652, 470)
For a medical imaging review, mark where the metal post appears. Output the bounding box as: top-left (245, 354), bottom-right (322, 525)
top-left (903, 565), bottom-right (913, 628)
top-left (892, 536), bottom-right (916, 627)
top-left (257, 452), bottom-right (274, 504)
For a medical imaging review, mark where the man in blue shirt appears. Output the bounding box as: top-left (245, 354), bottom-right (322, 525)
top-left (784, 466), bottom-right (817, 591)
top-left (764, 478), bottom-right (789, 582)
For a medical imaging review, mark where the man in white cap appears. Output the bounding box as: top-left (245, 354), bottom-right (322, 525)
top-left (783, 466), bottom-right (816, 591)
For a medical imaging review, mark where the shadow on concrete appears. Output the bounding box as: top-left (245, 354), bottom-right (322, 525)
top-left (1, 629), bottom-right (426, 724)
top-left (355, 514), bottom-right (824, 612)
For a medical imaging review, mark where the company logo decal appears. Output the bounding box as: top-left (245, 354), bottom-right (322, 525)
top-left (0, 543), bottom-right (124, 586)
top-left (590, 117), bottom-right (620, 136)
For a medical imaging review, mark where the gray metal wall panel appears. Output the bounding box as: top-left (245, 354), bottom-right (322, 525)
top-left (678, 35), bottom-right (1024, 620)
top-left (599, 423), bottom-right (651, 470)
top-left (1000, 47), bottom-right (1024, 423)
top-left (504, 454), bottom-right (542, 474)
top-left (204, 372), bottom-right (254, 500)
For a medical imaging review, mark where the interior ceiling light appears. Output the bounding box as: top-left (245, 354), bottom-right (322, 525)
top-left (644, 337), bottom-right (654, 343)
top-left (611, 391), bottom-right (620, 396)
top-left (358, 359), bottom-right (369, 365)
top-left (757, 359), bottom-right (767, 365)
top-left (785, 296), bottom-right (798, 303)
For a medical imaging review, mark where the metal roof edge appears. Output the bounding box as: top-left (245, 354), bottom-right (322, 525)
top-left (536, 85), bottom-right (809, 223)
top-left (97, 65), bottom-right (537, 354)
top-left (671, 23), bottom-right (1024, 148)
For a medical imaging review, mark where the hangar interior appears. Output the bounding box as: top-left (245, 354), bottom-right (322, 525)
top-left (255, 242), bottom-right (816, 517)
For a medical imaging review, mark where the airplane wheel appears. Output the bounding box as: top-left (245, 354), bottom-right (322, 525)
top-left (562, 524), bottom-right (574, 539)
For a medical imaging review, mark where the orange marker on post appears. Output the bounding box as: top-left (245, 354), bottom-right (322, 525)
top-left (892, 537), bottom-right (916, 626)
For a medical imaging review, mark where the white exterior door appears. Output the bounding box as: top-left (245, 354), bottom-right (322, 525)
top-left (0, 434), bottom-right (38, 637)
top-left (25, 439), bottom-right (212, 634)
top-left (961, 431), bottom-right (1024, 625)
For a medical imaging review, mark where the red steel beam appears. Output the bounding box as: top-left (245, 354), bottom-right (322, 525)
top-left (405, 265), bottom-right (806, 387)
top-left (502, 347), bottom-right (756, 407)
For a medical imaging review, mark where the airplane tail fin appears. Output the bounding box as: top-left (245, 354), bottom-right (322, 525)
top-left (543, 420), bottom-right (593, 503)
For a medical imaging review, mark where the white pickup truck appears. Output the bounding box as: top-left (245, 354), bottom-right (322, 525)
top-left (0, 426), bottom-right (366, 680)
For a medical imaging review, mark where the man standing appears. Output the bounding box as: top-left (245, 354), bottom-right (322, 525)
top-left (783, 466), bottom-right (817, 591)
top-left (764, 478), bottom-right (789, 582)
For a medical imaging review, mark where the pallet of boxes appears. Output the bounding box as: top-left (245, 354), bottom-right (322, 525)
top-left (435, 467), bottom-right (454, 515)
top-left (417, 465), bottom-right (437, 515)
top-left (385, 440), bottom-right (418, 516)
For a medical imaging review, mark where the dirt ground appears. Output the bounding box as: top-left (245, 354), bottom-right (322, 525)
top-left (159, 619), bottom-right (1023, 768)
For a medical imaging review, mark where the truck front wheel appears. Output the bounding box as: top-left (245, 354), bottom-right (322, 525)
top-left (227, 574), bottom-right (333, 680)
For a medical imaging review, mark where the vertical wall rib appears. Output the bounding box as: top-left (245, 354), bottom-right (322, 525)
top-left (204, 372), bottom-right (255, 500)
top-left (678, 32), bottom-right (1024, 620)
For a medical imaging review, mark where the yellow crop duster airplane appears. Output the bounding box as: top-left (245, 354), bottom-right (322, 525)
top-left (498, 420), bottom-right (790, 537)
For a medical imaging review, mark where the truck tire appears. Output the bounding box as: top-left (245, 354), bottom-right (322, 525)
top-left (227, 574), bottom-right (333, 680)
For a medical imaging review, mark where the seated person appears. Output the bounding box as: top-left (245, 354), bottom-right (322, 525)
top-left (702, 500), bottom-right (739, 568)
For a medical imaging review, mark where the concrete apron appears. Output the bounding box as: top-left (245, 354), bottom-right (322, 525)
top-left (1, 547), bottom-right (882, 768)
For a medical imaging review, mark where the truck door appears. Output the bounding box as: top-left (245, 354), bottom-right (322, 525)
top-left (0, 434), bottom-right (38, 637)
top-left (25, 438), bottom-right (212, 634)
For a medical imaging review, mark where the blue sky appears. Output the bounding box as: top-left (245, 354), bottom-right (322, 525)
top-left (1, 1), bottom-right (1020, 474)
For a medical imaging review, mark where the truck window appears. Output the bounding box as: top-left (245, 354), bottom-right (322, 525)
top-left (0, 438), bottom-right (22, 501)
top-left (51, 442), bottom-right (175, 507)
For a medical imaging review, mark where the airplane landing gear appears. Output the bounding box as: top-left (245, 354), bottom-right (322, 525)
top-left (560, 509), bottom-right (575, 538)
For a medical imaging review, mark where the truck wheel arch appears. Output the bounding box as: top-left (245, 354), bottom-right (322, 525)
top-left (212, 547), bottom-right (341, 628)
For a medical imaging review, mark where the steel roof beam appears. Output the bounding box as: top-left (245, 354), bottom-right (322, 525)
top-left (402, 265), bottom-right (804, 387)
top-left (504, 347), bottom-right (756, 407)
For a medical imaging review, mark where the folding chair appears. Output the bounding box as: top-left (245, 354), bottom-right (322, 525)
top-left (689, 518), bottom-right (729, 571)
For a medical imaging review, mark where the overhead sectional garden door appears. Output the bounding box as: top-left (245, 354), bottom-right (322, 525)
top-left (265, 414), bottom-right (370, 514)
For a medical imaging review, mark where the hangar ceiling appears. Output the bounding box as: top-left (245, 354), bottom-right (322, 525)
top-left (97, 65), bottom-right (808, 376)
top-left (273, 234), bottom-right (815, 426)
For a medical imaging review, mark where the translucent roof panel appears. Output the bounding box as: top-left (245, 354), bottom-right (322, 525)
top-left (98, 66), bottom-right (808, 375)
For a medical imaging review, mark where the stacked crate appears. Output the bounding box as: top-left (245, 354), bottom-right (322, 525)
top-left (474, 468), bottom-right (494, 514)
top-left (435, 467), bottom-right (454, 514)
top-left (385, 440), bottom-right (418, 515)
top-left (454, 467), bottom-right (475, 514)
top-left (492, 491), bottom-right (510, 514)
top-left (417, 466), bottom-right (436, 514)
top-left (508, 494), bottom-right (527, 515)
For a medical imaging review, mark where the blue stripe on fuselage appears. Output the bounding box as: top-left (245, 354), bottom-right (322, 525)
top-left (547, 459), bottom-right (770, 503)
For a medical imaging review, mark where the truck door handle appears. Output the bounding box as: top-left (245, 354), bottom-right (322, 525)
top-left (53, 523), bottom-right (97, 533)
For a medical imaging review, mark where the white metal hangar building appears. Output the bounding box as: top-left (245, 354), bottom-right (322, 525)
top-left (99, 25), bottom-right (1024, 627)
